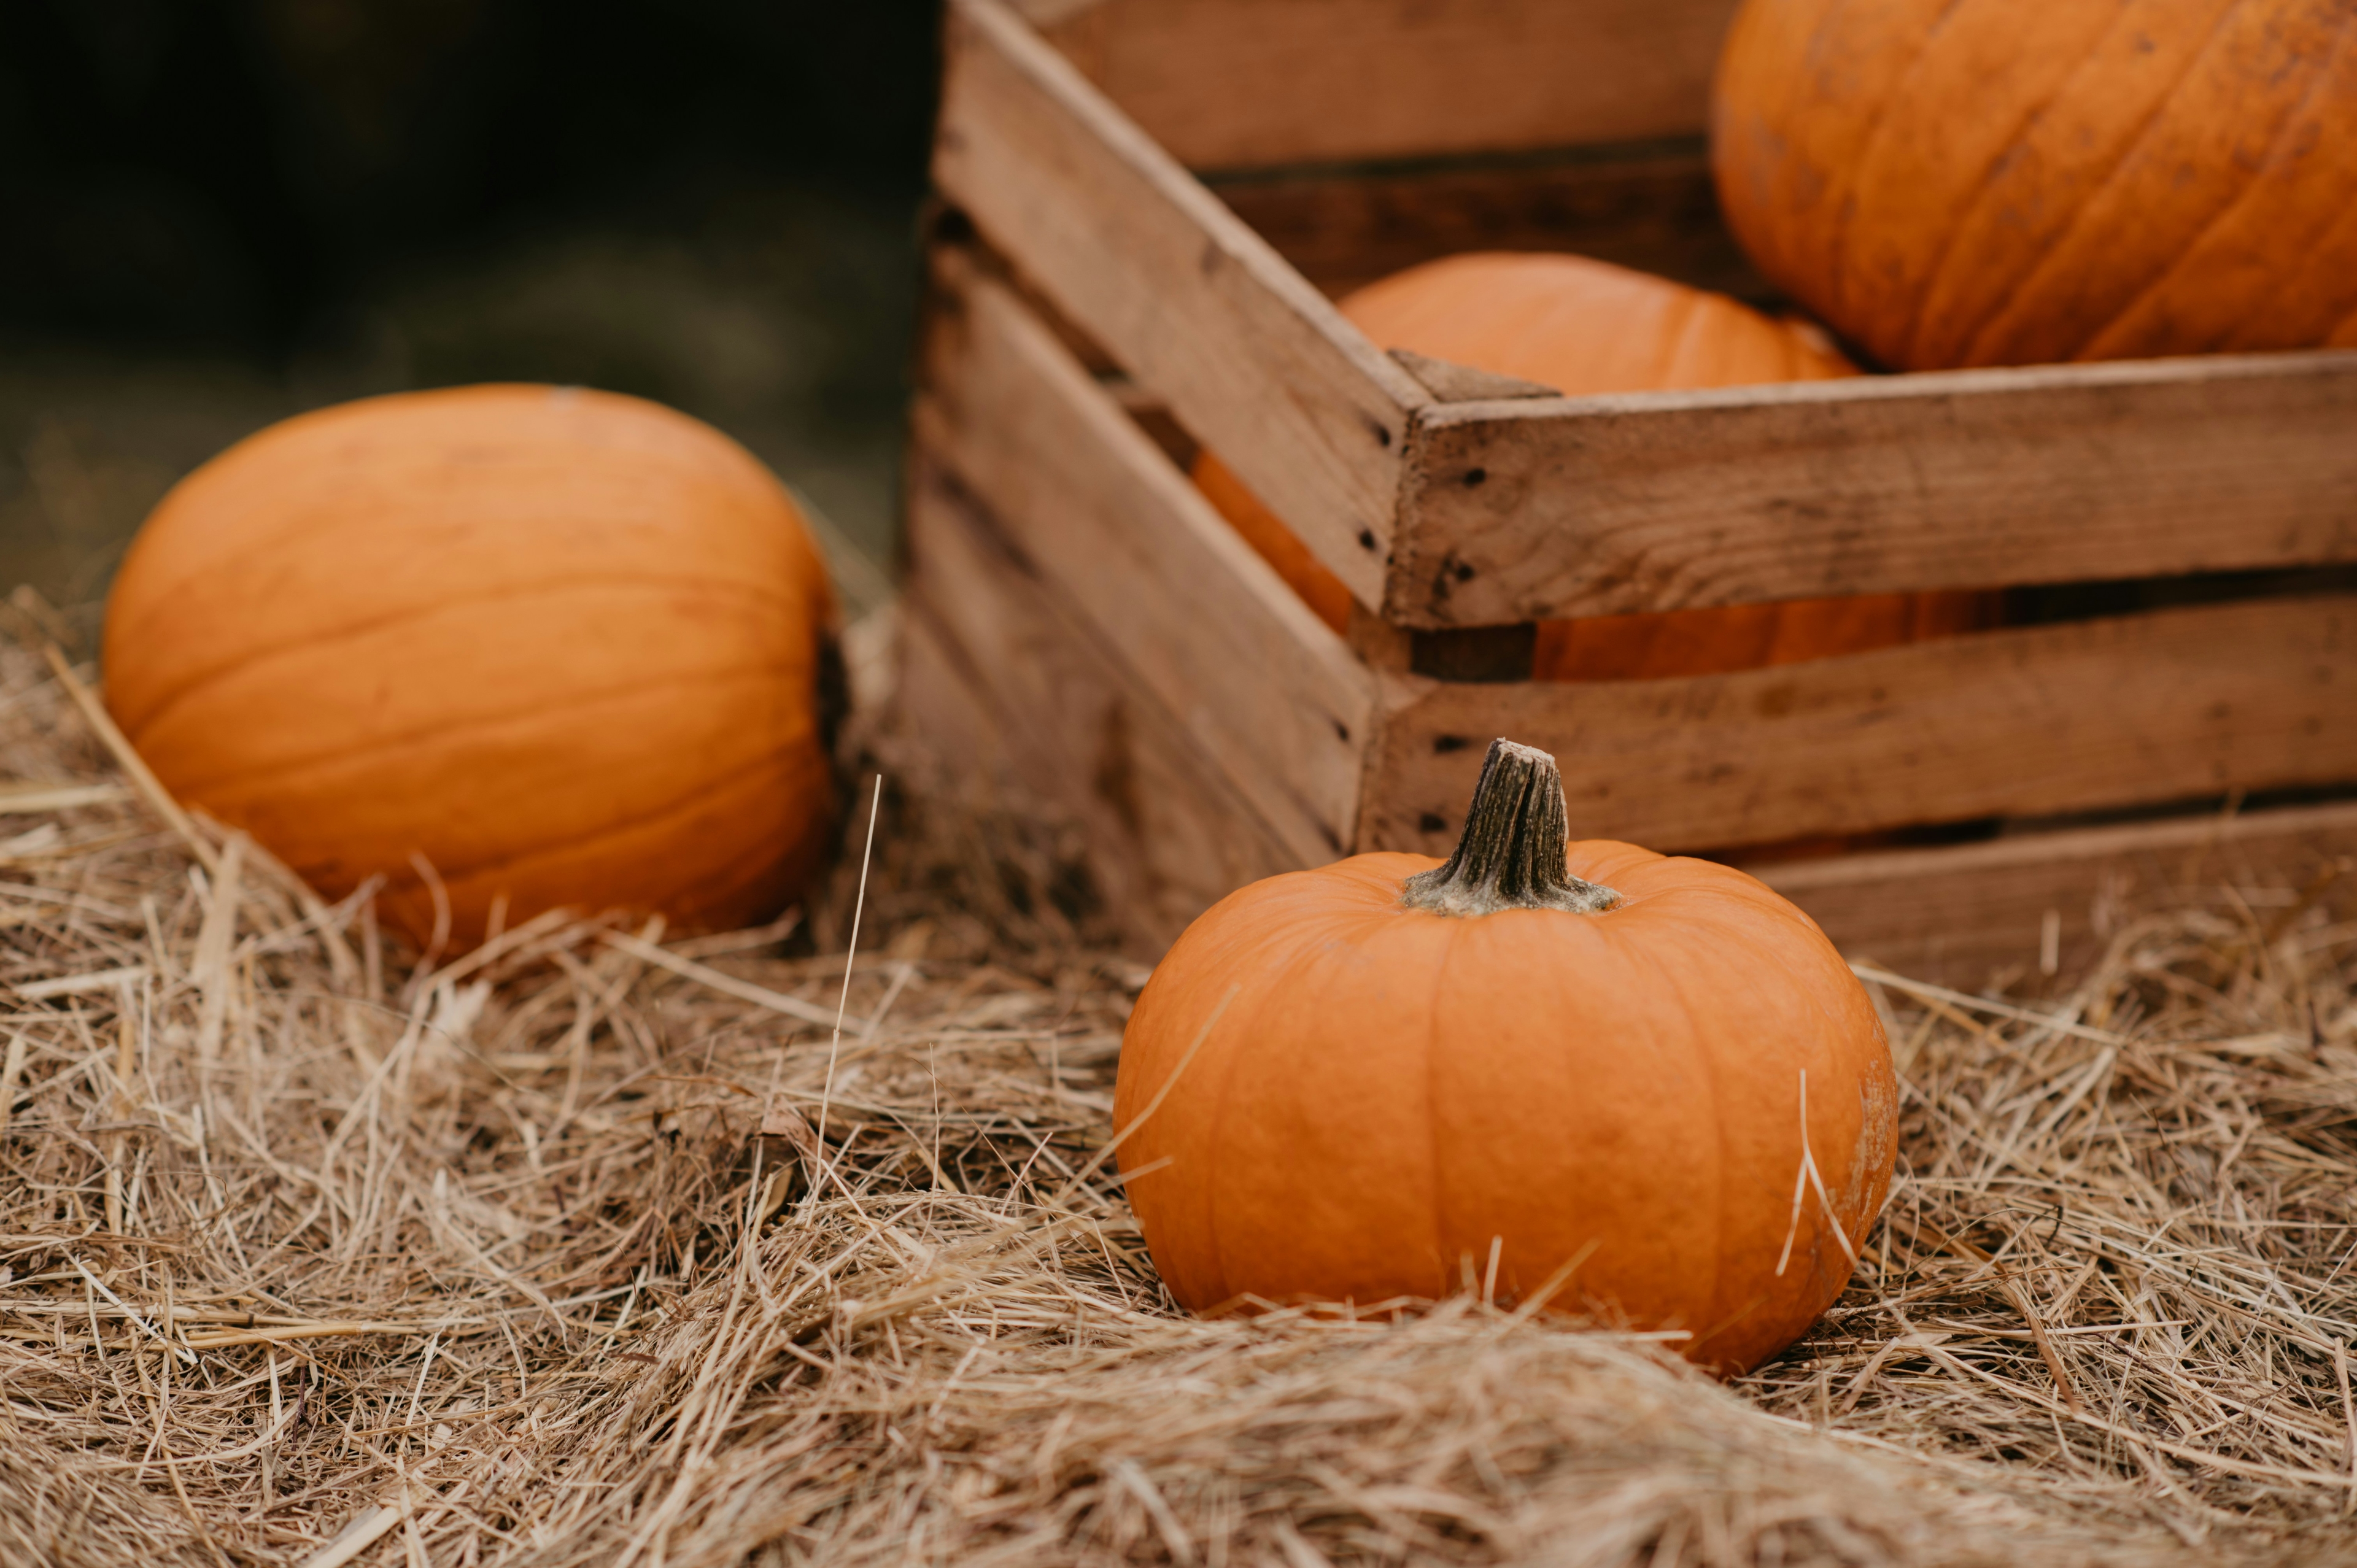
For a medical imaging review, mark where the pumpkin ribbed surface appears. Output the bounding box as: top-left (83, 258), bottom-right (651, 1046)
top-left (1114, 743), bottom-right (1895, 1373)
top-left (103, 384), bottom-right (836, 946)
top-left (1192, 252), bottom-right (1995, 678)
top-left (1712, 0), bottom-right (2357, 369)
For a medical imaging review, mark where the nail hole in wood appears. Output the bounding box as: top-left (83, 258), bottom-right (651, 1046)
top-left (1461, 467), bottom-right (1487, 488)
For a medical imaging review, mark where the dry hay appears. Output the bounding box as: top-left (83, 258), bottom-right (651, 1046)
top-left (2, 627), bottom-right (2356, 1568)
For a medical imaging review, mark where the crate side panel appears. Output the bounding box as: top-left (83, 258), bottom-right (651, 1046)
top-left (915, 258), bottom-right (1374, 864)
top-left (899, 460), bottom-right (1301, 953)
top-left (1017, 0), bottom-right (1738, 169)
top-left (1752, 800), bottom-right (2357, 992)
top-left (1365, 595), bottom-right (2357, 854)
top-left (937, 0), bottom-right (1424, 609)
top-left (1392, 350), bottom-right (2357, 627)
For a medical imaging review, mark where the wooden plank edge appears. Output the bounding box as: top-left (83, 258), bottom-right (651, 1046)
top-left (1390, 347), bottom-right (2357, 626)
top-left (1360, 593), bottom-right (2357, 854)
top-left (1008, 0), bottom-right (1739, 172)
top-left (1749, 798), bottom-right (2357, 992)
top-left (896, 460), bottom-right (1307, 952)
top-left (936, 0), bottom-right (1428, 609)
top-left (1754, 798), bottom-right (2357, 893)
top-left (913, 250), bottom-right (1376, 863)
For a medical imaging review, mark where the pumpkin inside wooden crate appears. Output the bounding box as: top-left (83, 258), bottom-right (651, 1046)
top-left (894, 0), bottom-right (2357, 985)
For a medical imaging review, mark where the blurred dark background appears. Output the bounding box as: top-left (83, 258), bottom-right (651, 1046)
top-left (0, 0), bottom-right (941, 622)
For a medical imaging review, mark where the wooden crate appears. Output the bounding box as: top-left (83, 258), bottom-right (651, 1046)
top-left (896, 0), bottom-right (2357, 978)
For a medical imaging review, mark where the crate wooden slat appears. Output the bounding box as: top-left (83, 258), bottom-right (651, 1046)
top-left (1013, 0), bottom-right (1743, 169)
top-left (1397, 355), bottom-right (2357, 627)
top-left (899, 0), bottom-right (2357, 973)
top-left (900, 462), bottom-right (1302, 937)
top-left (1754, 801), bottom-right (2357, 989)
top-left (911, 253), bottom-right (1374, 862)
top-left (937, 0), bottom-right (1420, 610)
top-left (1364, 593), bottom-right (2357, 855)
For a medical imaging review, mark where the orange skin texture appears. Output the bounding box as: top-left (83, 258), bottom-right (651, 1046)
top-left (1713, 0), bottom-right (2357, 371)
top-left (1113, 844), bottom-right (1898, 1375)
top-left (103, 384), bottom-right (837, 947)
top-left (1190, 252), bottom-right (1995, 678)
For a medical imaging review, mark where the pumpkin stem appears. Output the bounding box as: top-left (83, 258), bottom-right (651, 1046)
top-left (1400, 739), bottom-right (1621, 917)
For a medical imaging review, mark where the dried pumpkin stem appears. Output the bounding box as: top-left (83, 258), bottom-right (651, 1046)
top-left (1401, 739), bottom-right (1620, 916)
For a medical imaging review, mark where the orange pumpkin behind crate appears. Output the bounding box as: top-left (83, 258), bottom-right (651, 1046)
top-left (1192, 252), bottom-right (1997, 679)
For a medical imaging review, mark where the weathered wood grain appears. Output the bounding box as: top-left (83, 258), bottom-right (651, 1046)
top-left (923, 0), bottom-right (2357, 983)
top-left (1211, 147), bottom-right (1768, 303)
top-left (897, 463), bottom-right (1303, 951)
top-left (1013, 0), bottom-right (1739, 169)
top-left (914, 252), bottom-right (1375, 863)
top-left (935, 0), bottom-right (1425, 608)
top-left (1362, 595), bottom-right (2357, 855)
top-left (1754, 800), bottom-right (2357, 992)
top-left (1387, 350), bottom-right (1560, 404)
top-left (1391, 350), bottom-right (2357, 627)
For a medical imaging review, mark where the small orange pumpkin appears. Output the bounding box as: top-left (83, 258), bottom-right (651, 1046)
top-left (103, 384), bottom-right (837, 948)
top-left (1193, 252), bottom-right (1994, 678)
top-left (1711, 0), bottom-right (2357, 369)
top-left (1113, 739), bottom-right (1895, 1373)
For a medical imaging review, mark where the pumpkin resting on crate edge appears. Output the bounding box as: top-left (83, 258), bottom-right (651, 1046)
top-left (1191, 251), bottom-right (2000, 679)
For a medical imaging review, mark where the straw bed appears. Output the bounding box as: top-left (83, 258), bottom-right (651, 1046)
top-left (3, 630), bottom-right (2355, 1566)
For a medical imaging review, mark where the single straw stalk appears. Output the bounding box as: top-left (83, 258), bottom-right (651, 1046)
top-left (811, 772), bottom-right (885, 1205)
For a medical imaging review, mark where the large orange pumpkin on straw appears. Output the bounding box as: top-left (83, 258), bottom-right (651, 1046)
top-left (1193, 252), bottom-right (1994, 679)
top-left (1113, 739), bottom-right (1896, 1373)
top-left (103, 384), bottom-right (837, 948)
top-left (1712, 0), bottom-right (2357, 371)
